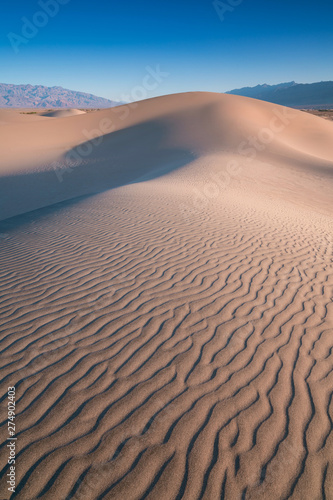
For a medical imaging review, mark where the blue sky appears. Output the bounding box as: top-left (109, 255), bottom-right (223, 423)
top-left (1, 0), bottom-right (332, 101)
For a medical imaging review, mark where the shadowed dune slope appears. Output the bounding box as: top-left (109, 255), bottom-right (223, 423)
top-left (0, 91), bottom-right (333, 220)
top-left (0, 92), bottom-right (333, 499)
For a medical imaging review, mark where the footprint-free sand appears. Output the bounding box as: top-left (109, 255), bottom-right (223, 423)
top-left (0, 92), bottom-right (332, 499)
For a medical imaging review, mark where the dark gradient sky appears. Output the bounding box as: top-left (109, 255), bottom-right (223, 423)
top-left (1, 0), bottom-right (332, 100)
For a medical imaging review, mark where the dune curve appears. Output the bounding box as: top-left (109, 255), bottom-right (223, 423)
top-left (41, 109), bottom-right (87, 118)
top-left (0, 92), bottom-right (332, 499)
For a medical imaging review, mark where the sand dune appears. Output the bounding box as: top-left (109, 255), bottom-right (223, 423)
top-left (0, 92), bottom-right (332, 220)
top-left (0, 109), bottom-right (49, 126)
top-left (0, 92), bottom-right (332, 499)
top-left (41, 109), bottom-right (87, 118)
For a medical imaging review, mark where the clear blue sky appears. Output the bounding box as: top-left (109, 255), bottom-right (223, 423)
top-left (1, 0), bottom-right (332, 101)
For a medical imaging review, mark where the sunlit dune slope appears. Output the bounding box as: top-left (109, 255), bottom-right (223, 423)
top-left (0, 91), bottom-right (333, 220)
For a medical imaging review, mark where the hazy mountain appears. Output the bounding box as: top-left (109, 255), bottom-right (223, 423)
top-left (226, 81), bottom-right (333, 109)
top-left (0, 83), bottom-right (120, 108)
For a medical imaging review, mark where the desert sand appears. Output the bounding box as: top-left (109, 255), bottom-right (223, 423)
top-left (305, 109), bottom-right (333, 121)
top-left (41, 109), bottom-right (87, 118)
top-left (0, 92), bottom-right (332, 499)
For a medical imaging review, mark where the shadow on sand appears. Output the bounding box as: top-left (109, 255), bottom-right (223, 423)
top-left (0, 119), bottom-right (197, 225)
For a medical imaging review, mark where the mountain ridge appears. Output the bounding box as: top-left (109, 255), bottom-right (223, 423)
top-left (0, 83), bottom-right (120, 108)
top-left (226, 81), bottom-right (333, 108)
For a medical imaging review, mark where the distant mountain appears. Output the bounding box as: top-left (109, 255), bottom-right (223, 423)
top-left (226, 81), bottom-right (333, 109)
top-left (0, 83), bottom-right (120, 108)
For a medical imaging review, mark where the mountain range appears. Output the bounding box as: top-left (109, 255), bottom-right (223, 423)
top-left (226, 81), bottom-right (333, 109)
top-left (0, 83), bottom-right (119, 108)
top-left (1, 81), bottom-right (333, 109)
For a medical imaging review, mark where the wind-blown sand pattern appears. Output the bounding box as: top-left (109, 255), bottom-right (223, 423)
top-left (0, 92), bottom-right (332, 499)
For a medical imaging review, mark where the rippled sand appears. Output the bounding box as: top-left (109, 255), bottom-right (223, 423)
top-left (0, 92), bottom-right (332, 499)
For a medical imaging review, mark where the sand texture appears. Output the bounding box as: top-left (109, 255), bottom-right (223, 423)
top-left (0, 92), bottom-right (332, 499)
